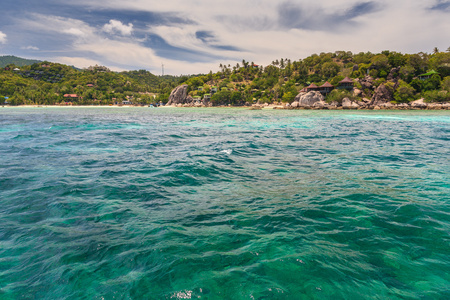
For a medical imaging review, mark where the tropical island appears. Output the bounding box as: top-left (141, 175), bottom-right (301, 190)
top-left (1, 49), bottom-right (449, 109)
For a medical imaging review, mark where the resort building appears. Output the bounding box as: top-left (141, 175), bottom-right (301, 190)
top-left (306, 83), bottom-right (320, 92)
top-left (305, 82), bottom-right (335, 95)
top-left (203, 94), bottom-right (211, 101)
top-left (337, 77), bottom-right (354, 90)
top-left (319, 82), bottom-right (334, 95)
top-left (300, 77), bottom-right (354, 95)
top-left (63, 94), bottom-right (80, 101)
top-left (418, 70), bottom-right (439, 81)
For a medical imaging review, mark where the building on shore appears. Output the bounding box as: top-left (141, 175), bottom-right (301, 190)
top-left (418, 70), bottom-right (439, 81)
top-left (337, 77), bottom-right (354, 90)
top-left (63, 94), bottom-right (80, 101)
top-left (319, 82), bottom-right (334, 95)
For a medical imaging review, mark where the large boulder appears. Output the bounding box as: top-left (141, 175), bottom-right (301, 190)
top-left (380, 102), bottom-right (395, 109)
top-left (342, 97), bottom-right (360, 109)
top-left (294, 91), bottom-right (324, 107)
top-left (329, 101), bottom-right (339, 109)
top-left (387, 67), bottom-right (401, 81)
top-left (441, 102), bottom-right (450, 109)
top-left (397, 103), bottom-right (410, 109)
top-left (427, 103), bottom-right (443, 110)
top-left (353, 88), bottom-right (363, 97)
top-left (167, 85), bottom-right (190, 105)
top-left (410, 98), bottom-right (427, 108)
top-left (312, 100), bottom-right (328, 109)
top-left (293, 92), bottom-right (306, 102)
top-left (357, 76), bottom-right (375, 91)
top-left (370, 83), bottom-right (394, 106)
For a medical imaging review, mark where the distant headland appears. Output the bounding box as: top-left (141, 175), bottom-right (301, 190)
top-left (1, 49), bottom-right (449, 109)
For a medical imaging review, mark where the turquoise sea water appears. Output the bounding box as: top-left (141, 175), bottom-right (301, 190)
top-left (0, 107), bottom-right (449, 299)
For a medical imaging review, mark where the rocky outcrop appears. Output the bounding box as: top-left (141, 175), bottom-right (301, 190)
top-left (167, 85), bottom-right (190, 105)
top-left (387, 67), bottom-right (401, 82)
top-left (357, 76), bottom-right (375, 91)
top-left (426, 103), bottom-right (443, 110)
top-left (293, 92), bottom-right (306, 102)
top-left (353, 88), bottom-right (363, 97)
top-left (370, 83), bottom-right (394, 106)
top-left (396, 103), bottom-right (410, 109)
top-left (410, 98), bottom-right (427, 108)
top-left (329, 101), bottom-right (339, 109)
top-left (380, 102), bottom-right (395, 109)
top-left (342, 97), bottom-right (360, 109)
top-left (294, 91), bottom-right (324, 107)
top-left (356, 97), bottom-right (370, 108)
top-left (312, 100), bottom-right (328, 109)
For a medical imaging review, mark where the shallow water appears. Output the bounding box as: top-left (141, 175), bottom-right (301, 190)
top-left (0, 107), bottom-right (449, 299)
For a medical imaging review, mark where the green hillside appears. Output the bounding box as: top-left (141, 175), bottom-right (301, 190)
top-left (1, 50), bottom-right (449, 106)
top-left (0, 55), bottom-right (42, 68)
top-left (0, 60), bottom-right (187, 105)
top-left (179, 50), bottom-right (450, 105)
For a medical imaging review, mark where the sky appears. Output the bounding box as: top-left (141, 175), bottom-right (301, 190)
top-left (0, 0), bottom-right (449, 75)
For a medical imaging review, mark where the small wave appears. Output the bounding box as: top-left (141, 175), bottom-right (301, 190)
top-left (220, 149), bottom-right (232, 155)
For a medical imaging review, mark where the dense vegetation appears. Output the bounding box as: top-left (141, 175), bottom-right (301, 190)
top-left (0, 60), bottom-right (186, 105)
top-left (181, 49), bottom-right (450, 105)
top-left (1, 49), bottom-right (449, 106)
top-left (0, 55), bottom-right (42, 68)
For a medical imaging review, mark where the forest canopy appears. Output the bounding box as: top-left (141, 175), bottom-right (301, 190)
top-left (1, 49), bottom-right (449, 106)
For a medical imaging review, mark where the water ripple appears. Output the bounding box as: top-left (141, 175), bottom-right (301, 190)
top-left (0, 108), bottom-right (449, 299)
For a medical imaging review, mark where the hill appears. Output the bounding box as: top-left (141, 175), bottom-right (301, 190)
top-left (175, 50), bottom-right (450, 106)
top-left (1, 50), bottom-right (449, 106)
top-left (0, 55), bottom-right (42, 68)
top-left (0, 61), bottom-right (187, 105)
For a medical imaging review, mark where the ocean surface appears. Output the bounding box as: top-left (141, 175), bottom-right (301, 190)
top-left (0, 107), bottom-right (449, 300)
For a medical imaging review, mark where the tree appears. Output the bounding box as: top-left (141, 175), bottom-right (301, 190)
top-left (281, 91), bottom-right (296, 103)
top-left (442, 76), bottom-right (450, 92)
top-left (388, 52), bottom-right (407, 68)
top-left (321, 61), bottom-right (340, 78)
top-left (211, 90), bottom-right (232, 106)
top-left (399, 65), bottom-right (415, 82)
top-left (428, 52), bottom-right (450, 77)
top-left (394, 80), bottom-right (415, 103)
top-left (423, 74), bottom-right (441, 91)
top-left (370, 54), bottom-right (390, 70)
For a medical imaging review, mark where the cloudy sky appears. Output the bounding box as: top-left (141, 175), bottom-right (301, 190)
top-left (0, 0), bottom-right (449, 74)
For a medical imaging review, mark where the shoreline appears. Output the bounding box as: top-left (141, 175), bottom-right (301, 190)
top-left (2, 104), bottom-right (449, 110)
top-left (0, 105), bottom-right (450, 111)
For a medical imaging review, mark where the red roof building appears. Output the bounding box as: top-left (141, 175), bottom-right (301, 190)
top-left (306, 83), bottom-right (320, 92)
top-left (338, 77), bottom-right (354, 90)
top-left (319, 82), bottom-right (334, 95)
top-left (63, 94), bottom-right (80, 100)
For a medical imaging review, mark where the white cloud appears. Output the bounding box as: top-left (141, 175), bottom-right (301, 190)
top-left (5, 1), bottom-right (450, 74)
top-left (63, 28), bottom-right (87, 37)
top-left (20, 14), bottom-right (96, 43)
top-left (21, 46), bottom-right (39, 50)
top-left (0, 31), bottom-right (7, 44)
top-left (102, 20), bottom-right (133, 36)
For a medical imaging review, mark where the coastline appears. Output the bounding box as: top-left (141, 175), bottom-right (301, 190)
top-left (2, 102), bottom-right (450, 110)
